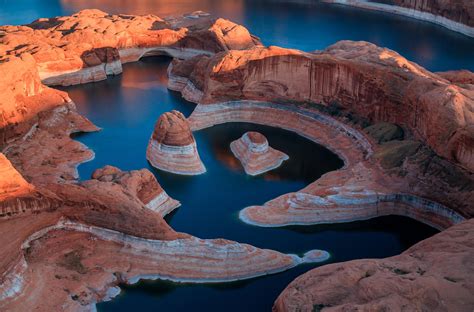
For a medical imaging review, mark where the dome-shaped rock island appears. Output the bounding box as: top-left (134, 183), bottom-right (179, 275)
top-left (230, 131), bottom-right (289, 176)
top-left (147, 110), bottom-right (206, 175)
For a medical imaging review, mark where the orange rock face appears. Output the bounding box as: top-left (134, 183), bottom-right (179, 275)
top-left (274, 218), bottom-right (474, 312)
top-left (230, 131), bottom-right (289, 176)
top-left (169, 42), bottom-right (474, 172)
top-left (147, 110), bottom-right (206, 175)
top-left (0, 9), bottom-right (260, 87)
top-left (92, 165), bottom-right (180, 216)
top-left (152, 110), bottom-right (195, 146)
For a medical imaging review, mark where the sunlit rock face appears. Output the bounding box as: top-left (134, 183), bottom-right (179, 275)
top-left (230, 131), bottom-right (288, 176)
top-left (92, 166), bottom-right (180, 216)
top-left (0, 54), bottom-right (71, 147)
top-left (147, 110), bottom-right (206, 175)
top-left (274, 218), bottom-right (474, 312)
top-left (0, 153), bottom-right (53, 218)
top-left (169, 41), bottom-right (474, 172)
top-left (0, 9), bottom-right (260, 86)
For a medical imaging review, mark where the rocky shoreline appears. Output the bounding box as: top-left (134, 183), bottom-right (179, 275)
top-left (0, 7), bottom-right (473, 312)
top-left (323, 0), bottom-right (474, 37)
top-left (230, 131), bottom-right (289, 176)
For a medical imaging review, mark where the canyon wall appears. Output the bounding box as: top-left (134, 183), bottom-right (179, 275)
top-left (376, 0), bottom-right (473, 26)
top-left (274, 218), bottom-right (474, 312)
top-left (0, 9), bottom-right (259, 147)
top-left (323, 0), bottom-right (474, 36)
top-left (170, 41), bottom-right (474, 172)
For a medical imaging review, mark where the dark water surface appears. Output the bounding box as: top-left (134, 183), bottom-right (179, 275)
top-left (1, 0), bottom-right (473, 71)
top-left (2, 0), bottom-right (462, 310)
top-left (60, 57), bottom-right (439, 311)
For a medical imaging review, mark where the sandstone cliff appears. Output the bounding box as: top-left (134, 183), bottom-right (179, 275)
top-left (274, 218), bottom-right (474, 312)
top-left (377, 0), bottom-right (473, 27)
top-left (170, 41), bottom-right (474, 173)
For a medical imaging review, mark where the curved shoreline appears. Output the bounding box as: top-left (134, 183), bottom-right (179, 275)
top-left (323, 0), bottom-right (474, 37)
top-left (187, 101), bottom-right (465, 230)
top-left (0, 218), bottom-right (330, 310)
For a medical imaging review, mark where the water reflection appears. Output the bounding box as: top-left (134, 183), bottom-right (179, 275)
top-left (58, 55), bottom-right (440, 312)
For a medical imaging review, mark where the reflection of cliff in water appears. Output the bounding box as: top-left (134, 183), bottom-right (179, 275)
top-left (60, 0), bottom-right (245, 21)
top-left (207, 123), bottom-right (344, 183)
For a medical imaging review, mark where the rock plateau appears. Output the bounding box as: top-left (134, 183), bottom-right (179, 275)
top-left (0, 7), bottom-right (473, 312)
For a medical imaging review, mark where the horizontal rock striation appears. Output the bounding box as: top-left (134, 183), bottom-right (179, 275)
top-left (274, 218), bottom-right (474, 312)
top-left (240, 186), bottom-right (465, 230)
top-left (323, 0), bottom-right (474, 37)
top-left (147, 110), bottom-right (206, 175)
top-left (187, 101), bottom-right (470, 229)
top-left (170, 42), bottom-right (474, 173)
top-left (92, 165), bottom-right (180, 216)
top-left (0, 218), bottom-right (329, 311)
top-left (230, 131), bottom-right (289, 175)
top-left (0, 9), bottom-right (259, 87)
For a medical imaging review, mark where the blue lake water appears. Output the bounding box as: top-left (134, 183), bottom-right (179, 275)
top-left (62, 57), bottom-right (438, 311)
top-left (2, 0), bottom-right (469, 310)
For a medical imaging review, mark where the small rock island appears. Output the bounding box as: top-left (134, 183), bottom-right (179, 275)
top-left (230, 131), bottom-right (289, 176)
top-left (147, 110), bottom-right (206, 175)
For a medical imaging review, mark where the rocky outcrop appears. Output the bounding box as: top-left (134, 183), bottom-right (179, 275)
top-left (0, 9), bottom-right (259, 87)
top-left (230, 131), bottom-right (289, 175)
top-left (274, 218), bottom-right (474, 312)
top-left (92, 165), bottom-right (180, 216)
top-left (0, 153), bottom-right (56, 218)
top-left (147, 110), bottom-right (206, 175)
top-left (0, 219), bottom-right (329, 311)
top-left (0, 54), bottom-right (71, 147)
top-left (187, 101), bottom-right (470, 230)
top-left (323, 0), bottom-right (474, 37)
top-left (0, 154), bottom-right (34, 201)
top-left (169, 42), bottom-right (474, 172)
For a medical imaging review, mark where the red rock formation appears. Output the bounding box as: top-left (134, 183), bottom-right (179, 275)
top-left (0, 154), bottom-right (34, 201)
top-left (188, 101), bottom-right (471, 230)
top-left (0, 54), bottom-right (71, 147)
top-left (169, 42), bottom-right (474, 172)
top-left (230, 131), bottom-right (289, 175)
top-left (92, 165), bottom-right (180, 216)
top-left (0, 9), bottom-right (260, 86)
top-left (147, 110), bottom-right (206, 175)
top-left (274, 218), bottom-right (474, 312)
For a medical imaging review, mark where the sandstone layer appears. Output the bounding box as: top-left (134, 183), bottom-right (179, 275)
top-left (274, 218), bottom-right (474, 312)
top-left (230, 131), bottom-right (289, 176)
top-left (147, 110), bottom-right (206, 175)
top-left (169, 42), bottom-right (474, 173)
top-left (187, 101), bottom-right (470, 230)
top-left (0, 11), bottom-right (329, 311)
top-left (169, 43), bottom-right (474, 310)
top-left (92, 165), bottom-right (180, 216)
top-left (0, 9), bottom-right (259, 86)
top-left (0, 9), bottom-right (260, 147)
top-left (1, 8), bottom-right (473, 312)
top-left (323, 0), bottom-right (474, 37)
